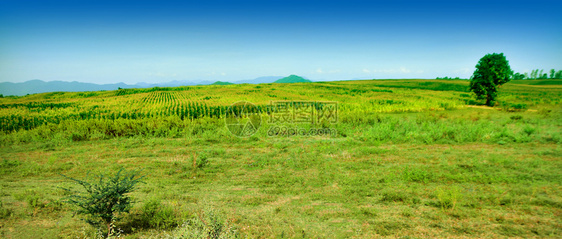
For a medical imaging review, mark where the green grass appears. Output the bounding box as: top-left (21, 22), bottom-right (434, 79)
top-left (0, 79), bottom-right (560, 238)
top-left (0, 139), bottom-right (560, 238)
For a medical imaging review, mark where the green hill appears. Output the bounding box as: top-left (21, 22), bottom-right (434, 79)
top-left (274, 75), bottom-right (312, 83)
top-left (211, 81), bottom-right (234, 85)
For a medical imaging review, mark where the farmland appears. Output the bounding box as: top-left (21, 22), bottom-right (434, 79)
top-left (0, 79), bottom-right (561, 238)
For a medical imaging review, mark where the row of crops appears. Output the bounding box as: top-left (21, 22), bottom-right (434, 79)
top-left (0, 98), bottom-right (341, 133)
top-left (0, 106), bottom-right (228, 133)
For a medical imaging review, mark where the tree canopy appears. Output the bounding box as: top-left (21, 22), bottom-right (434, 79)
top-left (469, 53), bottom-right (513, 106)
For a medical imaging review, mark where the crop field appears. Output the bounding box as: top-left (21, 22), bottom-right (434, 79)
top-left (0, 79), bottom-right (561, 238)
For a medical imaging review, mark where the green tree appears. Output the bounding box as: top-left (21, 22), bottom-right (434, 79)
top-left (549, 69), bottom-right (555, 79)
top-left (469, 53), bottom-right (513, 106)
top-left (530, 69), bottom-right (538, 79)
top-left (555, 70), bottom-right (562, 79)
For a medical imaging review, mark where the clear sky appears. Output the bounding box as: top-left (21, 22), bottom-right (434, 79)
top-left (1, 0), bottom-right (561, 84)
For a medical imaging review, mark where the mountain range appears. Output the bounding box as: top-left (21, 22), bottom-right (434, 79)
top-left (0, 75), bottom-right (312, 96)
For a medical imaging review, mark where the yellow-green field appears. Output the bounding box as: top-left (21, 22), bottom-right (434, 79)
top-left (0, 79), bottom-right (561, 238)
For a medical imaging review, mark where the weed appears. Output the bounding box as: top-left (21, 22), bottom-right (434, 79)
top-left (140, 197), bottom-right (178, 229)
top-left (380, 190), bottom-right (410, 203)
top-left (170, 207), bottom-right (238, 239)
top-left (372, 221), bottom-right (410, 236)
top-left (400, 208), bottom-right (413, 217)
top-left (436, 186), bottom-right (462, 212)
top-left (0, 201), bottom-right (13, 219)
top-left (522, 125), bottom-right (536, 136)
top-left (26, 194), bottom-right (46, 210)
top-left (0, 159), bottom-right (21, 174)
top-left (197, 154), bottom-right (209, 169)
top-left (359, 207), bottom-right (377, 217)
top-left (402, 167), bottom-right (433, 183)
top-left (498, 225), bottom-right (526, 237)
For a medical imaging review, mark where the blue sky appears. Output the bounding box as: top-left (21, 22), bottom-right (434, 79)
top-left (1, 0), bottom-right (561, 84)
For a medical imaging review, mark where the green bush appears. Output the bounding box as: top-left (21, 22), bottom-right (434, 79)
top-left (503, 103), bottom-right (528, 112)
top-left (170, 207), bottom-right (238, 239)
top-left (522, 125), bottom-right (536, 136)
top-left (380, 190), bottom-right (410, 203)
top-left (436, 186), bottom-right (462, 211)
top-left (62, 168), bottom-right (144, 235)
top-left (0, 201), bottom-right (13, 219)
top-left (197, 154), bottom-right (209, 169)
top-left (139, 198), bottom-right (178, 229)
top-left (402, 167), bottom-right (433, 183)
top-left (26, 194), bottom-right (46, 209)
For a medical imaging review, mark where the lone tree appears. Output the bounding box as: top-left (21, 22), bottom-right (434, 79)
top-left (469, 53), bottom-right (513, 106)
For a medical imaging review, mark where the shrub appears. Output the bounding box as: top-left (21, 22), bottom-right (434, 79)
top-left (402, 167), bottom-right (433, 183)
top-left (169, 207), bottom-right (238, 239)
top-left (197, 154), bottom-right (209, 169)
top-left (62, 168), bottom-right (144, 236)
top-left (380, 190), bottom-right (409, 203)
top-left (436, 186), bottom-right (462, 212)
top-left (503, 103), bottom-right (528, 112)
top-left (139, 198), bottom-right (178, 229)
top-left (522, 125), bottom-right (536, 136)
top-left (0, 201), bottom-right (13, 219)
top-left (26, 193), bottom-right (46, 209)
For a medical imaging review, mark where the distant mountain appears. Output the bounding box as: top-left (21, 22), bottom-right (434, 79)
top-left (0, 79), bottom-right (218, 96)
top-left (0, 80), bottom-right (135, 96)
top-left (0, 75), bottom-right (313, 96)
top-left (235, 76), bottom-right (284, 84)
top-left (145, 80), bottom-right (214, 87)
top-left (274, 75), bottom-right (312, 83)
top-left (211, 81), bottom-right (234, 85)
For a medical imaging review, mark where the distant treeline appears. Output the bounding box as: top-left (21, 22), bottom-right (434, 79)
top-left (435, 77), bottom-right (461, 80)
top-left (436, 69), bottom-right (562, 81)
top-left (512, 69), bottom-right (562, 80)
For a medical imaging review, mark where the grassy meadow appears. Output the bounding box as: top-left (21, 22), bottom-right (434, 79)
top-left (0, 79), bottom-right (561, 238)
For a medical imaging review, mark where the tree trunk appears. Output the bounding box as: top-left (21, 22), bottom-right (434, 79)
top-left (485, 95), bottom-right (492, 106)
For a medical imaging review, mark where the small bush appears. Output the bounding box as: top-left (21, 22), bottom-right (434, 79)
top-left (510, 103), bottom-right (527, 110)
top-left (522, 125), bottom-right (536, 136)
top-left (0, 159), bottom-right (21, 174)
top-left (0, 201), bottom-right (13, 219)
top-left (197, 154), bottom-right (209, 169)
top-left (62, 168), bottom-right (144, 235)
top-left (380, 190), bottom-right (409, 203)
top-left (436, 186), bottom-right (462, 211)
top-left (26, 194), bottom-right (47, 209)
top-left (169, 207), bottom-right (238, 239)
top-left (503, 103), bottom-right (528, 112)
top-left (359, 207), bottom-right (377, 217)
top-left (139, 198), bottom-right (178, 229)
top-left (402, 167), bottom-right (433, 183)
